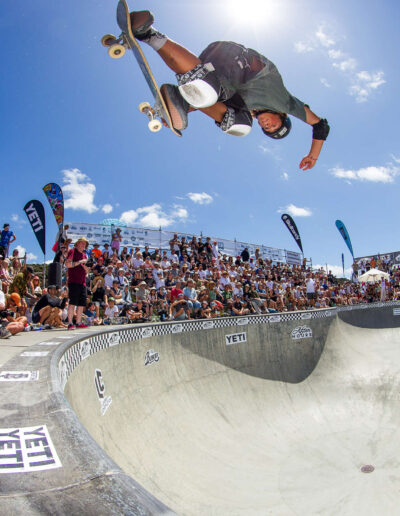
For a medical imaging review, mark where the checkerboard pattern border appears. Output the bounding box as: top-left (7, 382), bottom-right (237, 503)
top-left (58, 301), bottom-right (400, 390)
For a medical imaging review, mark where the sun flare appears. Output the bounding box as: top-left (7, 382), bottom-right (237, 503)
top-left (227, 0), bottom-right (282, 29)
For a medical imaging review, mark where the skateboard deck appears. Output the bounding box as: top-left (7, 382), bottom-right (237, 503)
top-left (102, 0), bottom-right (181, 137)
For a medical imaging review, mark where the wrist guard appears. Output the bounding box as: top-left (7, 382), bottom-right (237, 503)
top-left (312, 118), bottom-right (330, 140)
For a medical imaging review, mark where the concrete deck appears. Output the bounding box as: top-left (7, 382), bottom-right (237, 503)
top-left (1, 302), bottom-right (400, 515)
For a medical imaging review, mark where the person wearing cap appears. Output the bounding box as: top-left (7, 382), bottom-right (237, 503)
top-left (169, 293), bottom-right (190, 321)
top-left (116, 268), bottom-right (129, 288)
top-left (91, 243), bottom-right (102, 260)
top-left (183, 279), bottom-right (201, 317)
top-left (0, 223), bottom-right (16, 258)
top-left (31, 285), bottom-right (68, 328)
top-left (109, 280), bottom-right (124, 308)
top-left (2, 293), bottom-right (27, 335)
top-left (136, 281), bottom-right (152, 318)
top-left (104, 265), bottom-right (115, 291)
top-left (65, 238), bottom-right (89, 329)
top-left (104, 297), bottom-right (119, 320)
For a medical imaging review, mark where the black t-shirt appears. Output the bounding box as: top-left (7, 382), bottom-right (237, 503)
top-left (92, 286), bottom-right (106, 303)
top-left (33, 294), bottom-right (66, 314)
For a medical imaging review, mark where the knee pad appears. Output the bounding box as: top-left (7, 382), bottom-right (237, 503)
top-left (176, 63), bottom-right (221, 109)
top-left (216, 107), bottom-right (253, 137)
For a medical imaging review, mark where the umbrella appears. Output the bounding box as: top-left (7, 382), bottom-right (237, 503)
top-left (358, 268), bottom-right (389, 283)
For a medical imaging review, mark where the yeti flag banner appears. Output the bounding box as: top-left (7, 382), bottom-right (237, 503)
top-left (23, 200), bottom-right (46, 255)
top-left (43, 183), bottom-right (64, 228)
top-left (335, 220), bottom-right (354, 259)
top-left (281, 214), bottom-right (304, 253)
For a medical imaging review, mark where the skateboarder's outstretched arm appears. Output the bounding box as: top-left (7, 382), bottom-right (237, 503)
top-left (299, 106), bottom-right (329, 171)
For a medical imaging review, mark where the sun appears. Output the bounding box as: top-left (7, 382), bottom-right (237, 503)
top-left (226, 0), bottom-right (283, 29)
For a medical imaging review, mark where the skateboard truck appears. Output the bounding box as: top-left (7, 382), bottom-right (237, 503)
top-left (138, 102), bottom-right (163, 132)
top-left (101, 33), bottom-right (126, 58)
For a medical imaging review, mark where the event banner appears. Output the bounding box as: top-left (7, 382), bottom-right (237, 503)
top-left (355, 251), bottom-right (400, 266)
top-left (281, 214), bottom-right (304, 253)
top-left (335, 220), bottom-right (354, 259)
top-left (65, 222), bottom-right (301, 265)
top-left (43, 183), bottom-right (64, 228)
top-left (23, 200), bottom-right (46, 255)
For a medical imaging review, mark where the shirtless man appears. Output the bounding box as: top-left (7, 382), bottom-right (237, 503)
top-left (129, 10), bottom-right (330, 170)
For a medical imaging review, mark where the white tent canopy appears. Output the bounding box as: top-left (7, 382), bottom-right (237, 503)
top-left (358, 268), bottom-right (389, 283)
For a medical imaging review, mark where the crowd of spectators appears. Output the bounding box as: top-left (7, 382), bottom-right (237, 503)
top-left (1, 226), bottom-right (400, 338)
top-left (354, 254), bottom-right (400, 275)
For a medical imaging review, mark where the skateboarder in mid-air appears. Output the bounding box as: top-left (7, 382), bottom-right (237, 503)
top-left (128, 10), bottom-right (330, 171)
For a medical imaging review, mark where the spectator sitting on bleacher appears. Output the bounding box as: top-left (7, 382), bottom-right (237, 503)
top-left (104, 297), bottom-right (119, 320)
top-left (170, 294), bottom-right (190, 320)
top-left (31, 285), bottom-right (68, 328)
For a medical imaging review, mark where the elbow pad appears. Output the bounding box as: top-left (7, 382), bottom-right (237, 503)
top-left (312, 118), bottom-right (330, 140)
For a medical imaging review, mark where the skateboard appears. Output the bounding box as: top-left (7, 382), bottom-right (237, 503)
top-left (101, 0), bottom-right (182, 137)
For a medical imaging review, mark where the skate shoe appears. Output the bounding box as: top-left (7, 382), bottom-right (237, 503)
top-left (129, 10), bottom-right (155, 40)
top-left (160, 84), bottom-right (189, 131)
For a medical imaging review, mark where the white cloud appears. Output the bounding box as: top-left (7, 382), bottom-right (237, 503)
top-left (187, 192), bottom-right (213, 205)
top-left (11, 214), bottom-right (27, 226)
top-left (137, 204), bottom-right (174, 227)
top-left (315, 26), bottom-right (336, 47)
top-left (331, 165), bottom-right (399, 183)
top-left (120, 203), bottom-right (189, 229)
top-left (294, 41), bottom-right (315, 53)
top-left (328, 49), bottom-right (343, 59)
top-left (333, 58), bottom-right (357, 72)
top-left (295, 26), bottom-right (385, 103)
top-left (173, 205), bottom-right (189, 220)
top-left (281, 172), bottom-right (289, 180)
top-left (349, 70), bottom-right (386, 103)
top-left (62, 168), bottom-right (98, 214)
top-left (320, 78), bottom-right (331, 88)
top-left (102, 204), bottom-right (113, 214)
top-left (119, 210), bottom-right (138, 225)
top-left (278, 204), bottom-right (312, 217)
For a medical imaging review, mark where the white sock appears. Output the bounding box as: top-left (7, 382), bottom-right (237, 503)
top-left (143, 28), bottom-right (167, 51)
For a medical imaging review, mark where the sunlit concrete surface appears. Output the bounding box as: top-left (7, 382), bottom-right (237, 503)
top-left (1, 305), bottom-right (400, 515)
top-left (62, 306), bottom-right (400, 515)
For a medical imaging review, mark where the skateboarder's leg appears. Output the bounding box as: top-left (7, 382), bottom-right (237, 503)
top-left (158, 40), bottom-right (201, 75)
top-left (130, 11), bottom-right (223, 109)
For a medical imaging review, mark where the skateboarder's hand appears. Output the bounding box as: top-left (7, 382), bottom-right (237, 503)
top-left (299, 155), bottom-right (317, 171)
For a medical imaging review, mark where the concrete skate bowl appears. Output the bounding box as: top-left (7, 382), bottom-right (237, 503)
top-left (57, 303), bottom-right (400, 516)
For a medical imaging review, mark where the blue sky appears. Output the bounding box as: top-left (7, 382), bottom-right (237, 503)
top-left (1, 0), bottom-right (399, 275)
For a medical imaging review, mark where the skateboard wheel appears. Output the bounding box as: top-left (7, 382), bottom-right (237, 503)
top-left (139, 102), bottom-right (151, 113)
top-left (108, 44), bottom-right (126, 59)
top-left (148, 119), bottom-right (162, 132)
top-left (101, 34), bottom-right (117, 47)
